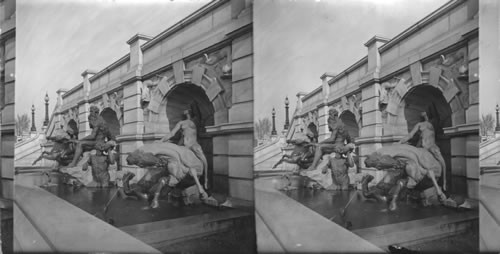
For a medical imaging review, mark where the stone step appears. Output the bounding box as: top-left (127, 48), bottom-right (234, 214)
top-left (14, 184), bottom-right (161, 253)
top-left (15, 170), bottom-right (62, 187)
top-left (352, 209), bottom-right (478, 250)
top-left (119, 209), bottom-right (253, 250)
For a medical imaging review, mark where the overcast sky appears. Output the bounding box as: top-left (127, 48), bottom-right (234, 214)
top-left (17, 0), bottom-right (209, 129)
top-left (254, 0), bottom-right (449, 133)
top-left (479, 0), bottom-right (500, 118)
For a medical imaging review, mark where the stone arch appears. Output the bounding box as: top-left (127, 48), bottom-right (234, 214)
top-left (63, 107), bottom-right (79, 131)
top-left (67, 119), bottom-right (78, 139)
top-left (306, 122), bottom-right (318, 143)
top-left (395, 84), bottom-right (453, 189)
top-left (100, 107), bottom-right (121, 138)
top-left (145, 61), bottom-right (230, 129)
top-left (339, 110), bottom-right (360, 140)
top-left (383, 63), bottom-right (466, 131)
top-left (141, 57), bottom-right (232, 191)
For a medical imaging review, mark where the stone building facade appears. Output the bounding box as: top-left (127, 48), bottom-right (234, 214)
top-left (0, 0), bottom-right (15, 201)
top-left (46, 0), bottom-right (254, 204)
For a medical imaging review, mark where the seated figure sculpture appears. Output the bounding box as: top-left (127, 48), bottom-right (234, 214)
top-left (307, 108), bottom-right (353, 171)
top-left (67, 106), bottom-right (115, 167)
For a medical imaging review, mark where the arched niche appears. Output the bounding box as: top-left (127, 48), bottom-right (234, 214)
top-left (100, 107), bottom-right (121, 138)
top-left (100, 107), bottom-right (121, 170)
top-left (339, 110), bottom-right (360, 140)
top-left (306, 122), bottom-right (318, 143)
top-left (399, 84), bottom-right (452, 189)
top-left (67, 119), bottom-right (79, 139)
top-left (162, 83), bottom-right (216, 189)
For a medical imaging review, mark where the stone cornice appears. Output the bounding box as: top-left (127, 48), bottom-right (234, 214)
top-left (206, 121), bottom-right (253, 135)
top-left (379, 0), bottom-right (466, 53)
top-left (116, 133), bottom-right (164, 142)
top-left (81, 69), bottom-right (98, 77)
top-left (141, 0), bottom-right (230, 51)
top-left (62, 83), bottom-right (84, 99)
top-left (126, 34), bottom-right (153, 45)
top-left (355, 135), bottom-right (404, 145)
top-left (225, 23), bottom-right (252, 40)
top-left (0, 26), bottom-right (15, 42)
top-left (302, 86), bottom-right (322, 102)
top-left (363, 35), bottom-right (390, 47)
top-left (327, 56), bottom-right (368, 86)
top-left (443, 122), bottom-right (479, 137)
top-left (89, 55), bottom-right (130, 83)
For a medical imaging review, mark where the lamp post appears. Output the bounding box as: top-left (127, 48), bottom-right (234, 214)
top-left (43, 93), bottom-right (49, 126)
top-left (496, 104), bottom-right (500, 132)
top-left (271, 107), bottom-right (277, 136)
top-left (30, 104), bottom-right (36, 132)
top-left (284, 97), bottom-right (290, 130)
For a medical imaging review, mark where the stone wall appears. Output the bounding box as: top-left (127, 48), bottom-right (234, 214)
top-left (0, 0), bottom-right (15, 200)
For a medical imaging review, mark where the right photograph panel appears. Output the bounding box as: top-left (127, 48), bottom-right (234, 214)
top-left (479, 0), bottom-right (500, 251)
top-left (254, 0), bottom-right (479, 252)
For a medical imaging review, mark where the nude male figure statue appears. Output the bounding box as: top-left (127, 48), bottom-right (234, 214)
top-left (398, 111), bottom-right (447, 200)
top-left (160, 109), bottom-right (209, 198)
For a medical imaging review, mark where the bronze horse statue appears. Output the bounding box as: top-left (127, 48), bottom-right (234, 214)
top-left (272, 124), bottom-right (318, 169)
top-left (272, 139), bottom-right (315, 169)
top-left (362, 144), bottom-right (445, 211)
top-left (32, 130), bottom-right (77, 167)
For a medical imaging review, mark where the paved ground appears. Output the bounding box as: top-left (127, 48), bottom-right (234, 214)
top-left (282, 187), bottom-right (471, 230)
top-left (405, 225), bottom-right (479, 253)
top-left (43, 184), bottom-right (220, 227)
top-left (42, 183), bottom-right (256, 253)
top-left (161, 225), bottom-right (256, 253)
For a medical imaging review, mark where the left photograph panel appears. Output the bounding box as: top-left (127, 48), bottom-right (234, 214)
top-left (0, 0), bottom-right (15, 253)
top-left (14, 0), bottom-right (255, 253)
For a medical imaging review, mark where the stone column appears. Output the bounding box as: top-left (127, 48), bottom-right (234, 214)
top-left (78, 70), bottom-right (97, 139)
top-left (358, 36), bottom-right (389, 168)
top-left (119, 34), bottom-right (151, 177)
top-left (210, 30), bottom-right (254, 205)
top-left (317, 73), bottom-right (335, 141)
top-left (54, 89), bottom-right (67, 129)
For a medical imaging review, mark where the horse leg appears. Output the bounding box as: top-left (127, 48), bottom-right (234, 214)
top-left (272, 156), bottom-right (285, 169)
top-left (151, 177), bottom-right (171, 209)
top-left (361, 174), bottom-right (387, 202)
top-left (33, 152), bottom-right (60, 165)
top-left (189, 168), bottom-right (208, 199)
top-left (32, 154), bottom-right (44, 165)
top-left (389, 179), bottom-right (407, 211)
